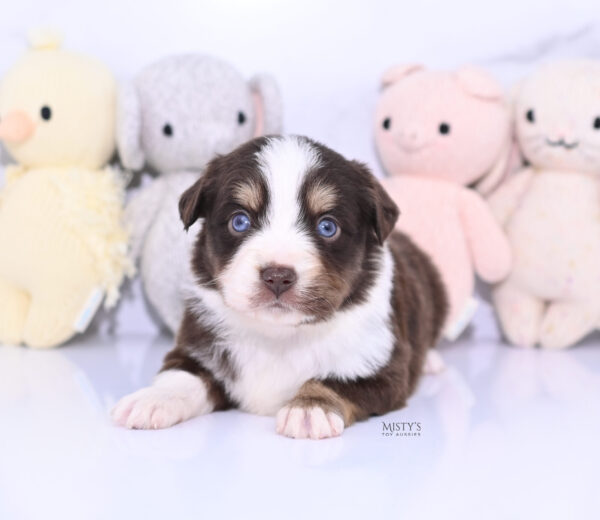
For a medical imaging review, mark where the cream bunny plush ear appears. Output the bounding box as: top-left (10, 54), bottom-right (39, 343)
top-left (456, 66), bottom-right (504, 100)
top-left (380, 64), bottom-right (424, 88)
top-left (116, 82), bottom-right (145, 171)
top-left (249, 74), bottom-right (283, 136)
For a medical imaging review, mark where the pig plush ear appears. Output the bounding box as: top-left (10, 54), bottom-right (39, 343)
top-left (116, 82), bottom-right (145, 171)
top-left (475, 138), bottom-right (513, 195)
top-left (249, 74), bottom-right (283, 136)
top-left (475, 80), bottom-right (525, 195)
top-left (381, 64), bottom-right (423, 88)
top-left (456, 66), bottom-right (504, 100)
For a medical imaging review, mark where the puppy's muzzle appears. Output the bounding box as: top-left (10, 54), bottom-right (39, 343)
top-left (261, 265), bottom-right (297, 298)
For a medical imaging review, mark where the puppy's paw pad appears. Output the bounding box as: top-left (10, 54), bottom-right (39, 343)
top-left (423, 350), bottom-right (445, 374)
top-left (111, 387), bottom-right (188, 430)
top-left (276, 405), bottom-right (344, 439)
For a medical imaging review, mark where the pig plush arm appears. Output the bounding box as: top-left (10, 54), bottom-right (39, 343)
top-left (487, 168), bottom-right (534, 226)
top-left (459, 188), bottom-right (512, 283)
top-left (124, 178), bottom-right (165, 262)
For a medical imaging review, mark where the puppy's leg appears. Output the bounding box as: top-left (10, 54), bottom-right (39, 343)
top-left (112, 310), bottom-right (231, 429)
top-left (277, 362), bottom-right (409, 440)
top-left (276, 380), bottom-right (347, 440)
top-left (111, 369), bottom-right (213, 430)
top-left (423, 349), bottom-right (445, 374)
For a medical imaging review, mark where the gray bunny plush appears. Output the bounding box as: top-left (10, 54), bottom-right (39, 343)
top-left (118, 54), bottom-right (283, 333)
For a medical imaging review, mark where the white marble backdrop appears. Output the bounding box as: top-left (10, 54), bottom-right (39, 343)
top-left (0, 0), bottom-right (599, 337)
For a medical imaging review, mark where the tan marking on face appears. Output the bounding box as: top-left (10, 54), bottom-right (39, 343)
top-left (306, 181), bottom-right (338, 215)
top-left (232, 180), bottom-right (262, 212)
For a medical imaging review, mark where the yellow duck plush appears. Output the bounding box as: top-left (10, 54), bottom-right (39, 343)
top-left (0, 32), bottom-right (132, 348)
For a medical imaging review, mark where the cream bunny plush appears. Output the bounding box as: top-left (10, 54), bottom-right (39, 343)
top-left (489, 60), bottom-right (600, 349)
top-left (0, 32), bottom-right (131, 348)
top-left (118, 54), bottom-right (282, 333)
top-left (374, 65), bottom-right (513, 339)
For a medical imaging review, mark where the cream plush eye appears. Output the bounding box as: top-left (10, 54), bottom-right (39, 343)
top-left (40, 105), bottom-right (51, 120)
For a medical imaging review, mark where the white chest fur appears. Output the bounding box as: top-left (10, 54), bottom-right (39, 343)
top-left (192, 247), bottom-right (396, 415)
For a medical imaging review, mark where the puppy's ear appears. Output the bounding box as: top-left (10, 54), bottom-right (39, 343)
top-left (179, 175), bottom-right (209, 230)
top-left (371, 178), bottom-right (400, 244)
top-left (351, 161), bottom-right (399, 244)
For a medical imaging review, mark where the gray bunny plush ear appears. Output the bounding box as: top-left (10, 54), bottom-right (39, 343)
top-left (116, 81), bottom-right (145, 171)
top-left (249, 74), bottom-right (283, 136)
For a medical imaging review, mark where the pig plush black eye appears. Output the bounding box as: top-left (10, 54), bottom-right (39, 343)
top-left (438, 122), bottom-right (450, 135)
top-left (526, 109), bottom-right (535, 123)
top-left (382, 117), bottom-right (391, 130)
top-left (593, 116), bottom-right (600, 130)
top-left (163, 123), bottom-right (173, 137)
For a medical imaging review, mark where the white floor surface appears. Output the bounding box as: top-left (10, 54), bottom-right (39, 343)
top-left (1, 333), bottom-right (599, 520)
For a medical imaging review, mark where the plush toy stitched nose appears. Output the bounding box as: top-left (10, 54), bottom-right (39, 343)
top-left (397, 129), bottom-right (424, 148)
top-left (0, 110), bottom-right (35, 144)
top-left (261, 265), bottom-right (297, 297)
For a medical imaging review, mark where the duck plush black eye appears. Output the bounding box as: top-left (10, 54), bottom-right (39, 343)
top-left (439, 122), bottom-right (450, 135)
top-left (238, 111), bottom-right (246, 125)
top-left (526, 109), bottom-right (535, 123)
top-left (382, 117), bottom-right (391, 130)
top-left (163, 123), bottom-right (173, 137)
top-left (40, 106), bottom-right (52, 121)
top-left (594, 116), bottom-right (600, 130)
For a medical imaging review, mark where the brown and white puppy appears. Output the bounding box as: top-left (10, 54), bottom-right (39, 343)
top-left (112, 135), bottom-right (447, 439)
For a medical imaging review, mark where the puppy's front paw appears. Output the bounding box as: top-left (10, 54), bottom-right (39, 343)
top-left (423, 350), bottom-right (445, 374)
top-left (111, 370), bottom-right (212, 430)
top-left (276, 405), bottom-right (344, 439)
top-left (111, 387), bottom-right (193, 429)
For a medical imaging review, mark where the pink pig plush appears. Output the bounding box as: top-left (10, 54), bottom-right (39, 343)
top-left (374, 65), bottom-right (513, 339)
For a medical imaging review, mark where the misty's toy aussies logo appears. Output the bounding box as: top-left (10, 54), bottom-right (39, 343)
top-left (381, 421), bottom-right (422, 437)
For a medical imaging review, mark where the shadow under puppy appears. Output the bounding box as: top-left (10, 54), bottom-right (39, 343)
top-left (112, 135), bottom-right (448, 439)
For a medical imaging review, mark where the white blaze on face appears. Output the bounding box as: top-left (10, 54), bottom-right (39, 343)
top-left (219, 137), bottom-right (324, 325)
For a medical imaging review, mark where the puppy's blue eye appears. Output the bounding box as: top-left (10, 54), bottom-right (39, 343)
top-left (317, 218), bottom-right (338, 238)
top-left (231, 213), bottom-right (251, 233)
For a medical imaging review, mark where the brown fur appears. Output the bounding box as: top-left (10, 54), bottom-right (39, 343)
top-left (313, 231), bottom-right (447, 425)
top-left (163, 309), bottom-right (234, 411)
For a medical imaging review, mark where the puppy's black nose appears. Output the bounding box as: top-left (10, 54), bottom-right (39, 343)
top-left (261, 265), bottom-right (297, 297)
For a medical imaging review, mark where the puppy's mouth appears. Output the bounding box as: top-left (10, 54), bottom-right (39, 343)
top-left (250, 291), bottom-right (300, 314)
top-left (545, 138), bottom-right (579, 150)
top-left (264, 301), bottom-right (294, 313)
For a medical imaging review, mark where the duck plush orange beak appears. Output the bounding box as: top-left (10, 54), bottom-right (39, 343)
top-left (0, 111), bottom-right (34, 144)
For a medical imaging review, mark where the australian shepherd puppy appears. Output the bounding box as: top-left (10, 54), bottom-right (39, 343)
top-left (112, 135), bottom-right (447, 439)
